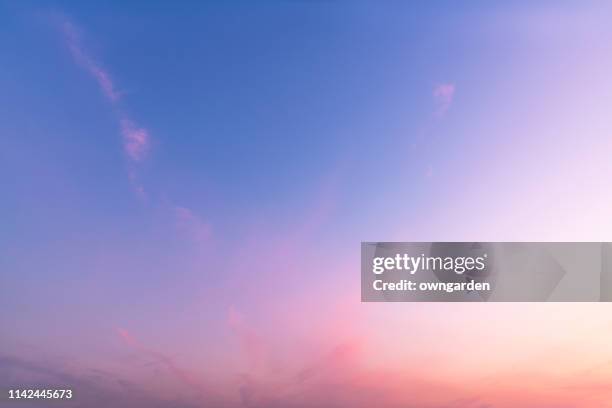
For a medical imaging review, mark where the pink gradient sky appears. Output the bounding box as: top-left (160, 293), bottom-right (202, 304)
top-left (2, 3), bottom-right (612, 408)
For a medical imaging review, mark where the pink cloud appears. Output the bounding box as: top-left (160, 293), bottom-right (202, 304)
top-left (120, 119), bottom-right (150, 162)
top-left (174, 206), bottom-right (212, 244)
top-left (61, 20), bottom-right (121, 102)
top-left (433, 83), bottom-right (456, 116)
top-left (59, 17), bottom-right (152, 169)
top-left (116, 327), bottom-right (138, 346)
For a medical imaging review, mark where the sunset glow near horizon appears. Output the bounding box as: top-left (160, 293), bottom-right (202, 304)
top-left (2, 2), bottom-right (612, 407)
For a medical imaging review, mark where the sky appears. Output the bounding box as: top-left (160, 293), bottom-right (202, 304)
top-left (2, 1), bottom-right (612, 407)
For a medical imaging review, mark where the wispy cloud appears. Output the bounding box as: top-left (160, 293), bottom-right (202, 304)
top-left (56, 16), bottom-right (213, 247)
top-left (58, 16), bottom-right (151, 171)
top-left (61, 20), bottom-right (121, 102)
top-left (433, 83), bottom-right (456, 116)
top-left (408, 83), bottom-right (457, 178)
top-left (227, 307), bottom-right (266, 371)
top-left (121, 119), bottom-right (150, 162)
top-left (115, 327), bottom-right (204, 393)
top-left (0, 353), bottom-right (202, 408)
top-left (174, 206), bottom-right (212, 244)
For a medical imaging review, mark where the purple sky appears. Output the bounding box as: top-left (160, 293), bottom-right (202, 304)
top-left (2, 2), bottom-right (612, 407)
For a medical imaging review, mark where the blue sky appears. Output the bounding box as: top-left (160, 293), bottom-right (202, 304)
top-left (3, 2), bottom-right (612, 407)
top-left (2, 1), bottom-right (468, 234)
